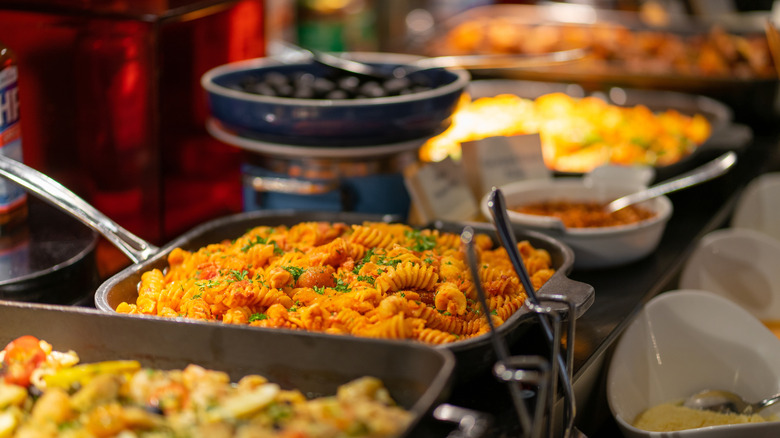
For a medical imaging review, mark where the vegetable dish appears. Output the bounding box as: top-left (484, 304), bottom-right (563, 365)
top-left (421, 92), bottom-right (711, 172)
top-left (0, 336), bottom-right (412, 437)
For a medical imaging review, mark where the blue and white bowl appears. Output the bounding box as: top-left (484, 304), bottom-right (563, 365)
top-left (201, 52), bottom-right (470, 147)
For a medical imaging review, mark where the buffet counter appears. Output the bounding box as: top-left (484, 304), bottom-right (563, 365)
top-left (413, 127), bottom-right (780, 436)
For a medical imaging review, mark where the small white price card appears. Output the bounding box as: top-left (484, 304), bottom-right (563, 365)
top-left (461, 133), bottom-right (549, 199)
top-left (404, 157), bottom-right (479, 224)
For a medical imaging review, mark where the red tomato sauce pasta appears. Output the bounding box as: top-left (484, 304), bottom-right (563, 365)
top-left (116, 222), bottom-right (556, 344)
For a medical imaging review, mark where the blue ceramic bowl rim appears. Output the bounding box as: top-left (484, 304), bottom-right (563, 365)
top-left (201, 52), bottom-right (471, 107)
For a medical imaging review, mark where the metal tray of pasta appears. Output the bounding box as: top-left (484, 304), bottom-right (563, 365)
top-left (93, 210), bottom-right (594, 378)
top-left (0, 299), bottom-right (454, 437)
top-left (0, 155), bottom-right (594, 379)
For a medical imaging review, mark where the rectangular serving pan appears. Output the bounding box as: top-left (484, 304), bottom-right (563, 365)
top-left (94, 210), bottom-right (595, 379)
top-left (0, 298), bottom-right (455, 437)
top-left (417, 3), bottom-right (779, 124)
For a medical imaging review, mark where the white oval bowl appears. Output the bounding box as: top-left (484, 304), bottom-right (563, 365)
top-left (608, 289), bottom-right (780, 438)
top-left (483, 178), bottom-right (673, 269)
top-left (731, 172), bottom-right (780, 242)
top-left (679, 227), bottom-right (780, 322)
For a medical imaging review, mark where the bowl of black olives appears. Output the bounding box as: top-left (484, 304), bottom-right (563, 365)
top-left (201, 52), bottom-right (470, 146)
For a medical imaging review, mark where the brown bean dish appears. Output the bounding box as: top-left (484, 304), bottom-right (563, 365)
top-left (513, 200), bottom-right (657, 228)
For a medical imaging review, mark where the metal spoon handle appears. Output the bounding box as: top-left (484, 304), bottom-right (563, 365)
top-left (605, 151), bottom-right (737, 213)
top-left (0, 154), bottom-right (158, 263)
top-left (755, 393), bottom-right (780, 412)
top-left (412, 48), bottom-right (589, 72)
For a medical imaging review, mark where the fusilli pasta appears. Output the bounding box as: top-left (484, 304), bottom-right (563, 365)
top-left (116, 222), bottom-right (555, 344)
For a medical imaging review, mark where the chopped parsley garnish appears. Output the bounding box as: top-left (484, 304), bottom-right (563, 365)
top-left (361, 248), bottom-right (375, 264)
top-left (282, 266), bottom-right (305, 282)
top-left (376, 256), bottom-right (401, 268)
top-left (267, 402), bottom-right (293, 422)
top-left (241, 235), bottom-right (268, 252)
top-left (334, 278), bottom-right (351, 293)
top-left (195, 279), bottom-right (221, 290)
top-left (356, 275), bottom-right (375, 285)
top-left (229, 269), bottom-right (249, 282)
top-left (405, 229), bottom-right (437, 252)
top-left (249, 313), bottom-right (268, 322)
top-left (313, 286), bottom-right (326, 295)
top-left (241, 235), bottom-right (283, 255)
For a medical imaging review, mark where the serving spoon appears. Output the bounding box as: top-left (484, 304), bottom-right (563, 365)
top-left (683, 389), bottom-right (780, 416)
top-left (604, 151), bottom-right (737, 214)
top-left (272, 41), bottom-right (588, 80)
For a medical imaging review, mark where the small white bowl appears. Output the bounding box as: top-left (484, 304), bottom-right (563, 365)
top-left (731, 172), bottom-right (780, 241)
top-left (483, 172), bottom-right (672, 269)
top-left (608, 290), bottom-right (780, 438)
top-left (680, 227), bottom-right (780, 323)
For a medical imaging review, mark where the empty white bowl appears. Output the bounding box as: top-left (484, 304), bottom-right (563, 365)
top-left (731, 172), bottom-right (780, 242)
top-left (679, 227), bottom-right (780, 324)
top-left (608, 289), bottom-right (780, 438)
top-left (483, 169), bottom-right (672, 269)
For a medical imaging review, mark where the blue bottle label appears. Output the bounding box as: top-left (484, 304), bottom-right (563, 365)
top-left (0, 65), bottom-right (26, 212)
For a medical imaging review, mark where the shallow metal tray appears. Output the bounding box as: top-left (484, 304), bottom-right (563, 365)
top-left (0, 299), bottom-right (455, 437)
top-left (93, 210), bottom-right (594, 379)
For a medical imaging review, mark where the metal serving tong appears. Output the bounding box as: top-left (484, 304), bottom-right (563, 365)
top-left (482, 187), bottom-right (585, 438)
top-left (462, 226), bottom-right (580, 438)
top-left (462, 227), bottom-right (540, 435)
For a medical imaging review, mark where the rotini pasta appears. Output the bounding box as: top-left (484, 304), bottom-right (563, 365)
top-left (116, 222), bottom-right (556, 344)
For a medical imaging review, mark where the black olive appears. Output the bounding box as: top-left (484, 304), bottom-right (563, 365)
top-left (337, 76), bottom-right (361, 93)
top-left (264, 71), bottom-right (289, 88)
top-left (235, 67), bottom-right (441, 100)
top-left (274, 83), bottom-right (295, 97)
top-left (293, 86), bottom-right (316, 99)
top-left (312, 77), bottom-right (336, 95)
top-left (293, 72), bottom-right (316, 88)
top-left (326, 89), bottom-right (349, 99)
top-left (359, 81), bottom-right (386, 98)
top-left (249, 82), bottom-right (278, 97)
top-left (382, 77), bottom-right (413, 95)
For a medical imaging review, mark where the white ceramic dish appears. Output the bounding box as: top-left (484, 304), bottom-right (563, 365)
top-left (731, 172), bottom-right (780, 241)
top-left (482, 170), bottom-right (672, 269)
top-left (679, 227), bottom-right (780, 322)
top-left (608, 289), bottom-right (780, 438)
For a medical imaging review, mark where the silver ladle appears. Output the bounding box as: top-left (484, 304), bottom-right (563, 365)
top-left (683, 389), bottom-right (780, 416)
top-left (604, 151), bottom-right (737, 213)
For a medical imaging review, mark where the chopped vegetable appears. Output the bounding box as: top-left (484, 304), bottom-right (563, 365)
top-left (0, 336), bottom-right (45, 387)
